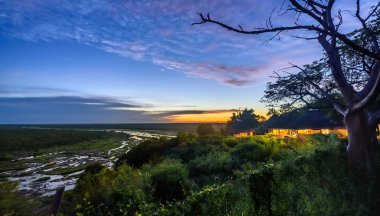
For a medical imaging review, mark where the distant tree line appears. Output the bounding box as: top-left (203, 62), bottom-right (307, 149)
top-left (0, 128), bottom-right (129, 153)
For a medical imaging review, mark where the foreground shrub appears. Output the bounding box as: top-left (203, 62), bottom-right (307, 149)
top-left (188, 153), bottom-right (234, 185)
top-left (106, 165), bottom-right (148, 215)
top-left (57, 134), bottom-right (379, 216)
top-left (115, 137), bottom-right (177, 168)
top-left (0, 181), bottom-right (28, 216)
top-left (146, 159), bottom-right (191, 202)
top-left (186, 182), bottom-right (252, 216)
top-left (231, 142), bottom-right (270, 165)
top-left (65, 165), bottom-right (148, 216)
top-left (196, 124), bottom-right (215, 136)
top-left (224, 137), bottom-right (239, 147)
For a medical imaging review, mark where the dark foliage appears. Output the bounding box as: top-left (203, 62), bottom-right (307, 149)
top-left (115, 136), bottom-right (178, 168)
top-left (226, 108), bottom-right (261, 134)
top-left (196, 124), bottom-right (215, 136)
top-left (0, 128), bottom-right (129, 153)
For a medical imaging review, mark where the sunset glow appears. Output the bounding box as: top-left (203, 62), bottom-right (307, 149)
top-left (164, 108), bottom-right (267, 123)
top-left (165, 111), bottom-right (233, 123)
top-left (0, 0), bottom-right (331, 123)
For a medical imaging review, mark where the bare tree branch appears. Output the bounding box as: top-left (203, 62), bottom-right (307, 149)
top-left (318, 35), bottom-right (356, 102)
top-left (192, 13), bottom-right (324, 35)
top-left (355, 0), bottom-right (380, 53)
top-left (193, 1), bottom-right (380, 61)
top-left (351, 63), bottom-right (380, 113)
top-left (358, 62), bottom-right (380, 98)
top-left (290, 63), bottom-right (347, 114)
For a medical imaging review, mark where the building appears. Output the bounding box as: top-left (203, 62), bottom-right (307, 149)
top-left (232, 130), bottom-right (255, 138)
top-left (263, 109), bottom-right (348, 138)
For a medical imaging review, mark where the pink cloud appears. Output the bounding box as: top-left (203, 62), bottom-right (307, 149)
top-left (152, 58), bottom-right (269, 86)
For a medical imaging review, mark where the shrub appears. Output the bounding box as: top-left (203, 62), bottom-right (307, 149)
top-left (0, 181), bottom-right (28, 216)
top-left (72, 168), bottom-right (116, 212)
top-left (188, 153), bottom-right (234, 184)
top-left (196, 124), bottom-right (215, 136)
top-left (83, 162), bottom-right (105, 175)
top-left (67, 165), bottom-right (149, 216)
top-left (231, 143), bottom-right (270, 164)
top-left (115, 137), bottom-right (178, 168)
top-left (147, 160), bottom-right (191, 202)
top-left (186, 182), bottom-right (252, 216)
top-left (248, 166), bottom-right (275, 215)
top-left (224, 137), bottom-right (239, 147)
top-left (106, 165), bottom-right (148, 215)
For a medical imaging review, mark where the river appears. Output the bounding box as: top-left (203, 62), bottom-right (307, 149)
top-left (0, 129), bottom-right (175, 197)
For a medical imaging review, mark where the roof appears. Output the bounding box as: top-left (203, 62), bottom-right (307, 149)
top-left (228, 121), bottom-right (256, 134)
top-left (263, 109), bottom-right (345, 130)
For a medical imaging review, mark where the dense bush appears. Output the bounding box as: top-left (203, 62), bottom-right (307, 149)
top-left (115, 136), bottom-right (177, 168)
top-left (146, 159), bottom-right (191, 202)
top-left (0, 181), bottom-right (28, 215)
top-left (196, 124), bottom-right (215, 136)
top-left (67, 134), bottom-right (380, 215)
top-left (63, 165), bottom-right (148, 216)
top-left (224, 136), bottom-right (239, 147)
top-left (231, 142), bottom-right (271, 164)
top-left (8, 132), bottom-right (379, 215)
top-left (188, 152), bottom-right (234, 185)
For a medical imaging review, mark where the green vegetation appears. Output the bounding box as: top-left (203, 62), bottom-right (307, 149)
top-left (54, 130), bottom-right (378, 215)
top-left (42, 164), bottom-right (87, 176)
top-left (0, 182), bottom-right (28, 215)
top-left (226, 108), bottom-right (262, 134)
top-left (196, 123), bottom-right (215, 136)
top-left (1, 125), bottom-right (379, 215)
top-left (0, 128), bottom-right (129, 160)
top-left (0, 128), bottom-right (129, 153)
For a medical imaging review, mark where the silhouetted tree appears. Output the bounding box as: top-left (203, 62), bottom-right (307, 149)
top-left (193, 0), bottom-right (380, 169)
top-left (226, 108), bottom-right (260, 134)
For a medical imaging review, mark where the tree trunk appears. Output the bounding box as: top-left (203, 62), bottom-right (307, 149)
top-left (345, 110), bottom-right (380, 215)
top-left (345, 110), bottom-right (378, 170)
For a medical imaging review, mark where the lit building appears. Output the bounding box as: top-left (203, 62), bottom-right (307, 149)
top-left (232, 130), bottom-right (255, 138)
top-left (264, 109), bottom-right (348, 138)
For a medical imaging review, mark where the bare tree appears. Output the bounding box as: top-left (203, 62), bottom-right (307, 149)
top-left (193, 0), bottom-right (380, 168)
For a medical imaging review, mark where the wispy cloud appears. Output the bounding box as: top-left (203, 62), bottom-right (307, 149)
top-left (2, 0), bottom-right (374, 87)
top-left (0, 96), bottom-right (236, 123)
top-left (0, 0), bottom-right (329, 86)
top-left (0, 96), bottom-right (156, 123)
top-left (152, 58), bottom-right (270, 86)
top-left (0, 86), bottom-right (77, 97)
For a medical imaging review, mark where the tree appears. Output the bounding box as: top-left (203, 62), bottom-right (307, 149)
top-left (193, 1), bottom-right (380, 169)
top-left (196, 123), bottom-right (215, 136)
top-left (226, 108), bottom-right (261, 134)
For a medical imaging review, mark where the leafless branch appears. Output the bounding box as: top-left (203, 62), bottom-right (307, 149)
top-left (289, 63), bottom-right (347, 115)
top-left (193, 2), bottom-right (380, 61)
top-left (192, 12), bottom-right (324, 35)
top-left (355, 0), bottom-right (380, 53)
top-left (351, 62), bottom-right (380, 113)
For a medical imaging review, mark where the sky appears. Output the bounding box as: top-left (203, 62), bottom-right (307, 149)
top-left (0, 0), bottom-right (374, 123)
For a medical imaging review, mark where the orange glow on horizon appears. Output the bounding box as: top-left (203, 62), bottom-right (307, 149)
top-left (164, 109), bottom-right (267, 123)
top-left (165, 111), bottom-right (233, 123)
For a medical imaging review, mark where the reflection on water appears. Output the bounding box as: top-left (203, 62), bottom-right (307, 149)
top-left (0, 130), bottom-right (175, 197)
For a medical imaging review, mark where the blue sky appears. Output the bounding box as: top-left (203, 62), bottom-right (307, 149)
top-left (0, 0), bottom-right (374, 123)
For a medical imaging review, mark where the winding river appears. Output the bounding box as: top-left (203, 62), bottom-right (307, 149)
top-left (0, 130), bottom-right (175, 197)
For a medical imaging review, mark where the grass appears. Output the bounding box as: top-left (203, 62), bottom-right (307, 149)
top-left (0, 128), bottom-right (129, 154)
top-left (43, 165), bottom-right (87, 175)
top-left (0, 161), bottom-right (26, 173)
top-left (39, 138), bottom-right (124, 153)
